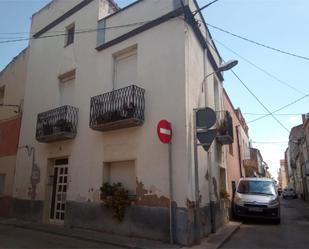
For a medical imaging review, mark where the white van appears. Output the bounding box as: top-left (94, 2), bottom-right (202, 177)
top-left (233, 177), bottom-right (280, 223)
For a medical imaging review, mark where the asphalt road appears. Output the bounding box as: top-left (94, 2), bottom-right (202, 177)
top-left (0, 224), bottom-right (125, 249)
top-left (221, 198), bottom-right (309, 249)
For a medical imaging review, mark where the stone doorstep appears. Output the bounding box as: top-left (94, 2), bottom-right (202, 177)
top-left (181, 221), bottom-right (241, 249)
top-left (0, 218), bottom-right (180, 249)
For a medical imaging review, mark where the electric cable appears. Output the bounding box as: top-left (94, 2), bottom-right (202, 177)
top-left (204, 40), bottom-right (309, 126)
top-left (243, 113), bottom-right (304, 116)
top-left (206, 23), bottom-right (309, 61)
top-left (247, 93), bottom-right (309, 123)
top-left (0, 20), bottom-right (151, 44)
top-left (231, 70), bottom-right (290, 132)
top-left (213, 38), bottom-right (307, 96)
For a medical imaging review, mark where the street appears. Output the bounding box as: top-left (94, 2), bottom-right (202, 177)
top-left (0, 225), bottom-right (125, 249)
top-left (221, 198), bottom-right (309, 248)
top-left (1, 198), bottom-right (309, 248)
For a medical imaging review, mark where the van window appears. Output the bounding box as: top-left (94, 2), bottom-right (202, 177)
top-left (237, 180), bottom-right (276, 196)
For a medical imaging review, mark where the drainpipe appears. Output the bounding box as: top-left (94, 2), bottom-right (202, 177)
top-left (236, 125), bottom-right (243, 178)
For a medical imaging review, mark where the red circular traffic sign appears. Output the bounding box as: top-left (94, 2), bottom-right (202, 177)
top-left (157, 120), bottom-right (172, 144)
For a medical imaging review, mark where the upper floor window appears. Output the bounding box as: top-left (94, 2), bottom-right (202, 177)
top-left (0, 86), bottom-right (5, 105)
top-left (113, 45), bottom-right (137, 89)
top-left (58, 69), bottom-right (76, 106)
top-left (65, 23), bottom-right (75, 46)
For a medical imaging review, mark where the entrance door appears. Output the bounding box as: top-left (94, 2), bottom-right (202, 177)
top-left (50, 158), bottom-right (68, 223)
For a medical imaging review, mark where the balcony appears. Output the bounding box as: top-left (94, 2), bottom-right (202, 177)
top-left (89, 85), bottom-right (145, 132)
top-left (36, 105), bottom-right (78, 143)
top-left (216, 111), bottom-right (233, 145)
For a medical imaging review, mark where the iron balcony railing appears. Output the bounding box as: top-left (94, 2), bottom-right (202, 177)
top-left (89, 85), bottom-right (145, 132)
top-left (216, 111), bottom-right (233, 145)
top-left (36, 105), bottom-right (78, 143)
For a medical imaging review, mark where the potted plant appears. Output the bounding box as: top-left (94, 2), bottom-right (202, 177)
top-left (43, 121), bottom-right (53, 135)
top-left (217, 120), bottom-right (227, 135)
top-left (55, 119), bottom-right (73, 133)
top-left (100, 182), bottom-right (131, 222)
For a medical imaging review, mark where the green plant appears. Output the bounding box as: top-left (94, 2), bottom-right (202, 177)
top-left (217, 120), bottom-right (227, 135)
top-left (100, 182), bottom-right (130, 222)
top-left (220, 188), bottom-right (230, 199)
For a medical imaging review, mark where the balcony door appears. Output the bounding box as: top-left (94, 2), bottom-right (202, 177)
top-left (50, 158), bottom-right (69, 224)
top-left (114, 48), bottom-right (137, 90)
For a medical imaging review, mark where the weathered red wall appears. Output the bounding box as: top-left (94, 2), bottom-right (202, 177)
top-left (0, 117), bottom-right (21, 156)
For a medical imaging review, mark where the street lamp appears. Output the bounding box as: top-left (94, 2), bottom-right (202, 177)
top-left (218, 60), bottom-right (238, 72)
top-left (202, 60), bottom-right (238, 91)
top-left (205, 60), bottom-right (238, 80)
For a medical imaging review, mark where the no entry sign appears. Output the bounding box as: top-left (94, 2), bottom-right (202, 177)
top-left (157, 120), bottom-right (172, 144)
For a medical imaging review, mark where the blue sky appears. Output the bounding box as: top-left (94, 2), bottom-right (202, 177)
top-left (1, 0), bottom-right (309, 179)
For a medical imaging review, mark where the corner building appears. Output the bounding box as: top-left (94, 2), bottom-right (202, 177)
top-left (14, 0), bottom-right (234, 245)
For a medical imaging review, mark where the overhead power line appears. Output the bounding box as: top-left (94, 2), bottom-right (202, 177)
top-left (0, 20), bottom-right (150, 44)
top-left (231, 70), bottom-right (290, 132)
top-left (193, 0), bottom-right (219, 16)
top-left (213, 38), bottom-right (307, 96)
top-left (204, 39), bottom-right (308, 127)
top-left (247, 93), bottom-right (309, 123)
top-left (204, 40), bottom-right (301, 131)
top-left (243, 113), bottom-right (304, 116)
top-left (206, 23), bottom-right (309, 61)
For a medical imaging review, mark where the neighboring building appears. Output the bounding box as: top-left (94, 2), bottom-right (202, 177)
top-left (278, 159), bottom-right (288, 189)
top-left (244, 148), bottom-right (266, 177)
top-left (288, 124), bottom-right (304, 198)
top-left (0, 48), bottom-right (28, 217)
top-left (12, 0), bottom-right (235, 245)
top-left (223, 89), bottom-right (250, 197)
top-left (286, 120), bottom-right (309, 200)
top-left (301, 114), bottom-right (309, 200)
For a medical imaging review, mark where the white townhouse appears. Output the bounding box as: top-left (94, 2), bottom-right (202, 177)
top-left (13, 0), bottom-right (235, 245)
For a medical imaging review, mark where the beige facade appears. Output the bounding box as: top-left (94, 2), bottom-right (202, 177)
top-left (13, 0), bottom-right (234, 245)
top-left (223, 89), bottom-right (250, 197)
top-left (0, 48), bottom-right (28, 216)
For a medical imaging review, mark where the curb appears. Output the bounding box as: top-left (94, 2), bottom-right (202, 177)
top-left (213, 222), bottom-right (240, 249)
top-left (181, 222), bottom-right (241, 249)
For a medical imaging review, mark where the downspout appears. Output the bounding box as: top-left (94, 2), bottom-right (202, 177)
top-left (236, 125), bottom-right (243, 177)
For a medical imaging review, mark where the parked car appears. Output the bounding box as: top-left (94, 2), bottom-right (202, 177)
top-left (233, 178), bottom-right (280, 223)
top-left (282, 187), bottom-right (297, 199)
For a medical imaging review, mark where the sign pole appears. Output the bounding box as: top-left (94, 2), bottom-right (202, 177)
top-left (168, 141), bottom-right (174, 244)
top-left (157, 119), bottom-right (173, 244)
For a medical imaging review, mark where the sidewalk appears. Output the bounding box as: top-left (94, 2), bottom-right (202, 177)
top-left (0, 217), bottom-right (239, 249)
top-left (0, 217), bottom-right (179, 249)
top-left (182, 221), bottom-right (240, 249)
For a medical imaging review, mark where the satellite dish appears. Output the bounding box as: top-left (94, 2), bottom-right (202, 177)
top-left (196, 107), bottom-right (216, 129)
